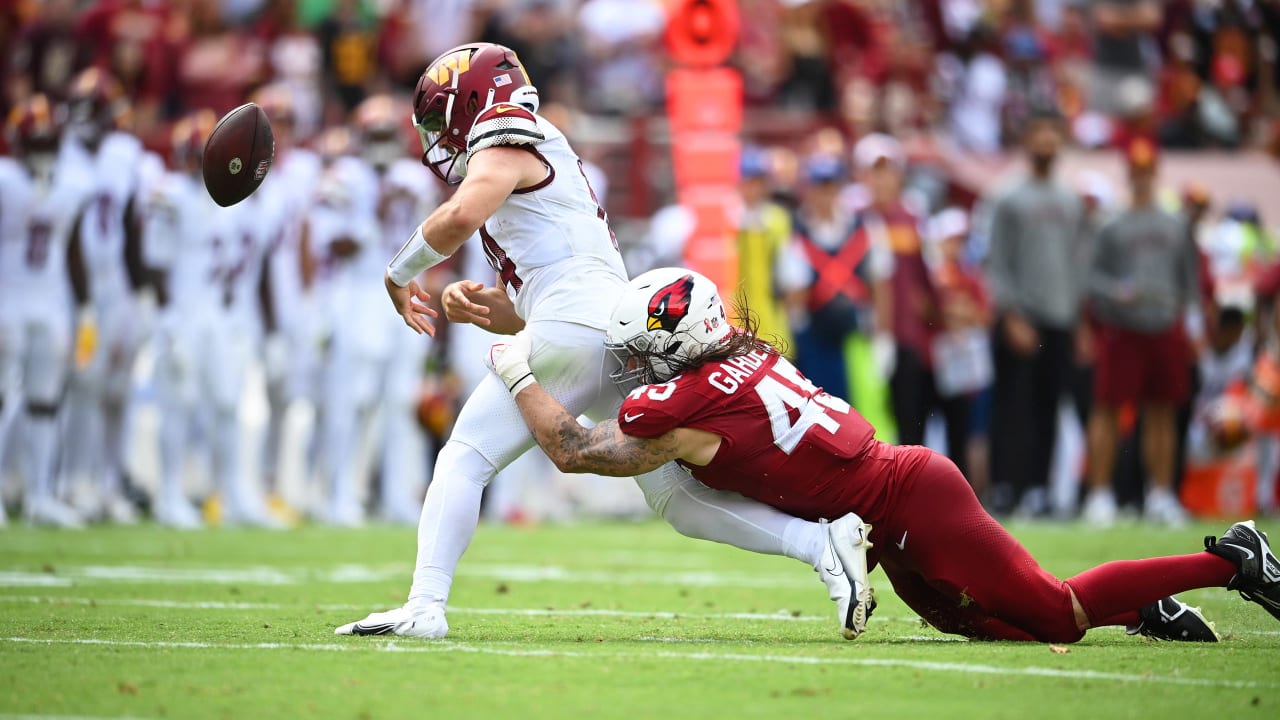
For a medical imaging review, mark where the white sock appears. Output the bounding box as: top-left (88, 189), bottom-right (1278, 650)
top-left (213, 408), bottom-right (250, 512)
top-left (25, 412), bottom-right (58, 501)
top-left (321, 396), bottom-right (359, 513)
top-left (636, 462), bottom-right (822, 565)
top-left (783, 518), bottom-right (829, 569)
top-left (407, 441), bottom-right (496, 608)
top-left (158, 397), bottom-right (187, 505)
top-left (378, 402), bottom-right (428, 514)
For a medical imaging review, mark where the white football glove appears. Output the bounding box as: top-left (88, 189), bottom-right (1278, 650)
top-left (485, 332), bottom-right (535, 395)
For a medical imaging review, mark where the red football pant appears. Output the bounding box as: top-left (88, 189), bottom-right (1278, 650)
top-left (870, 447), bottom-right (1235, 642)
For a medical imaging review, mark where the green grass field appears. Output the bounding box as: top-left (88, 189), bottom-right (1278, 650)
top-left (1, 519), bottom-right (1277, 719)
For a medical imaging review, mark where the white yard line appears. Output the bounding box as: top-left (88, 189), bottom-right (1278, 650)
top-left (0, 715), bottom-right (152, 720)
top-left (0, 573), bottom-right (73, 588)
top-left (0, 595), bottom-right (829, 622)
top-left (3, 636), bottom-right (1272, 690)
top-left (0, 564), bottom-right (809, 589)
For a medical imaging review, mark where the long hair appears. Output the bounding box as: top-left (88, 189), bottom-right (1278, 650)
top-left (656, 292), bottom-right (789, 378)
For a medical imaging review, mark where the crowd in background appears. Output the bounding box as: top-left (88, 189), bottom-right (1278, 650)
top-left (3, 0), bottom-right (1280, 529)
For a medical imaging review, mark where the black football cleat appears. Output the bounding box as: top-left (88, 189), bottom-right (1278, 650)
top-left (1127, 596), bottom-right (1218, 641)
top-left (1205, 520), bottom-right (1280, 621)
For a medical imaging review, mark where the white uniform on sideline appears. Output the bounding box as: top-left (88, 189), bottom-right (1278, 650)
top-left (217, 190), bottom-right (281, 526)
top-left (139, 167), bottom-right (228, 528)
top-left (310, 156), bottom-right (384, 524)
top-left (59, 131), bottom-right (145, 522)
top-left (259, 146), bottom-right (322, 512)
top-left (0, 145), bottom-right (92, 526)
top-left (373, 158), bottom-right (437, 523)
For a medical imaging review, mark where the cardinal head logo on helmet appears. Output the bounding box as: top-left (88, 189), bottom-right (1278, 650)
top-left (647, 275), bottom-right (696, 333)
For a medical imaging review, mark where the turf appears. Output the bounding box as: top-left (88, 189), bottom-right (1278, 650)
top-left (1, 519), bottom-right (1276, 720)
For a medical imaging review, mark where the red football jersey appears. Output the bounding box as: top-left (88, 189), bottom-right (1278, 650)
top-left (619, 349), bottom-right (895, 522)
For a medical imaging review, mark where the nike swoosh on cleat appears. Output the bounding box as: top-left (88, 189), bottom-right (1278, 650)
top-left (352, 622), bottom-right (396, 636)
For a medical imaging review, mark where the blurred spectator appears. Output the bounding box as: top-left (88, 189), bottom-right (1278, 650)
top-left (10, 0), bottom-right (80, 103)
top-left (854, 134), bottom-right (964, 475)
top-left (255, 0), bottom-right (323, 140)
top-left (984, 110), bottom-right (1088, 516)
top-left (176, 0), bottom-right (267, 117)
top-left (481, 0), bottom-right (579, 106)
top-left (577, 0), bottom-right (665, 114)
top-left (928, 206), bottom-right (993, 494)
top-left (317, 0), bottom-right (378, 111)
top-left (734, 146), bottom-right (808, 357)
top-left (1083, 138), bottom-right (1200, 527)
top-left (1088, 0), bottom-right (1161, 116)
top-left (75, 0), bottom-right (177, 140)
top-left (791, 152), bottom-right (862, 402)
top-left (1202, 200), bottom-right (1278, 284)
top-left (944, 24), bottom-right (1007, 153)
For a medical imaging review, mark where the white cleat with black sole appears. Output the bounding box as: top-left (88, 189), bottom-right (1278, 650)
top-left (334, 602), bottom-right (448, 639)
top-left (818, 513), bottom-right (875, 640)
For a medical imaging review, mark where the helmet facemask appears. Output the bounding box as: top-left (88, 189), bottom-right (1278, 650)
top-left (605, 331), bottom-right (693, 393)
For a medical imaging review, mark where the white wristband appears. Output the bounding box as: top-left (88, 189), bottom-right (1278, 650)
top-left (508, 373), bottom-right (537, 395)
top-left (387, 225), bottom-right (449, 287)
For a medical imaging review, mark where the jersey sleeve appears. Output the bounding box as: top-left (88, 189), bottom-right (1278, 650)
top-left (617, 377), bottom-right (703, 439)
top-left (466, 103), bottom-right (544, 155)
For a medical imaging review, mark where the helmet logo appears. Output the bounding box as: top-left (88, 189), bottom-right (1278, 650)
top-left (647, 275), bottom-right (696, 332)
top-left (494, 74), bottom-right (512, 87)
top-left (425, 50), bottom-right (472, 85)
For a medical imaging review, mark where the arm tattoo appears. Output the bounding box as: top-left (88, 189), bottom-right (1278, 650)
top-left (518, 385), bottom-right (680, 475)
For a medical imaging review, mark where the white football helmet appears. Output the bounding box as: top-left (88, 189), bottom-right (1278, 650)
top-left (605, 267), bottom-right (733, 390)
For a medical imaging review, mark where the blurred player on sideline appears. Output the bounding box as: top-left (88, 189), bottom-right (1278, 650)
top-left (355, 94), bottom-right (437, 524)
top-left (0, 95), bottom-right (93, 527)
top-left (59, 69), bottom-right (147, 523)
top-left (337, 43), bottom-right (870, 640)
top-left (138, 111), bottom-right (233, 528)
top-left (255, 84), bottom-right (323, 512)
top-left (495, 267), bottom-right (1280, 642)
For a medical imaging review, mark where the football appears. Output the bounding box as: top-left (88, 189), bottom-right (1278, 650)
top-left (202, 102), bottom-right (274, 207)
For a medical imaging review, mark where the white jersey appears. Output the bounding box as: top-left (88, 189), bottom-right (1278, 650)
top-left (378, 158), bottom-right (436, 259)
top-left (260, 147), bottom-right (322, 334)
top-left (140, 170), bottom-right (224, 314)
top-left (220, 192), bottom-right (273, 339)
top-left (64, 131), bottom-right (144, 307)
top-left (477, 114), bottom-right (628, 328)
top-left (0, 151), bottom-right (92, 310)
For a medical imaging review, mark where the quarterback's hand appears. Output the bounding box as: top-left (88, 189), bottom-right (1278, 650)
top-left (485, 332), bottom-right (535, 395)
top-left (385, 272), bottom-right (438, 336)
top-left (441, 280), bottom-right (492, 327)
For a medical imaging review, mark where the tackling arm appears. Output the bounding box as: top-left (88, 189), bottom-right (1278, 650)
top-left (512, 382), bottom-right (685, 476)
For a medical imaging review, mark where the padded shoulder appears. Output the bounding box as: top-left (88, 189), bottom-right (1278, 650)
top-left (467, 103), bottom-right (544, 155)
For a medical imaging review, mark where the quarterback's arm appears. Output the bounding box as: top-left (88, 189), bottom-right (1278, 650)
top-left (388, 146), bottom-right (546, 282)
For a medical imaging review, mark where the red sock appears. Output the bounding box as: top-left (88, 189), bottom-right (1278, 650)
top-left (1094, 610), bottom-right (1141, 628)
top-left (1066, 553), bottom-right (1237, 627)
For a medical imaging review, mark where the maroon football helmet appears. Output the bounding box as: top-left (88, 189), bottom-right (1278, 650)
top-left (169, 109), bottom-right (218, 174)
top-left (67, 67), bottom-right (130, 149)
top-left (411, 42), bottom-right (540, 184)
top-left (6, 94), bottom-right (62, 160)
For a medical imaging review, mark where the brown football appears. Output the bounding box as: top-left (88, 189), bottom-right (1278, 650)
top-left (202, 102), bottom-right (274, 207)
